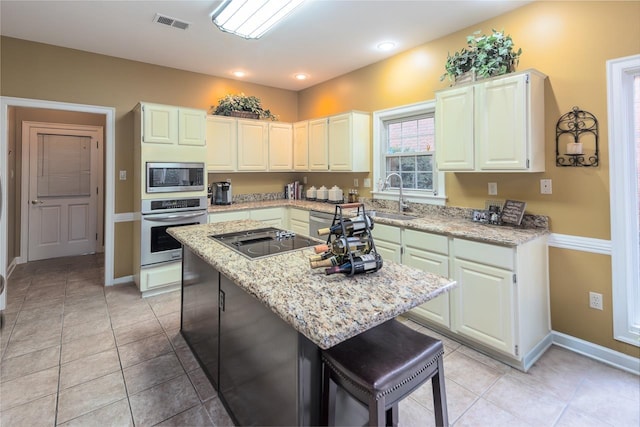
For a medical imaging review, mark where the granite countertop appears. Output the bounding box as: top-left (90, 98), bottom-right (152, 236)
top-left (169, 220), bottom-right (456, 350)
top-left (208, 199), bottom-right (549, 247)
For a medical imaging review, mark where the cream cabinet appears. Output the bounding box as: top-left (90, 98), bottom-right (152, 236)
top-left (371, 223), bottom-right (402, 264)
top-left (269, 123), bottom-right (293, 171)
top-left (237, 119), bottom-right (269, 171)
top-left (288, 208), bottom-right (310, 236)
top-left (435, 69), bottom-right (546, 172)
top-left (206, 116), bottom-right (237, 171)
top-left (403, 230), bottom-right (450, 328)
top-left (293, 121), bottom-right (309, 171)
top-left (328, 112), bottom-right (370, 172)
top-left (141, 103), bottom-right (206, 146)
top-left (308, 118), bottom-right (329, 171)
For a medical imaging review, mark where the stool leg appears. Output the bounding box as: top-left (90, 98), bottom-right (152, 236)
top-left (369, 395), bottom-right (385, 427)
top-left (431, 356), bottom-right (449, 427)
top-left (385, 403), bottom-right (399, 427)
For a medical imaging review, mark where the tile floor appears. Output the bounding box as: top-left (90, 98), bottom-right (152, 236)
top-left (0, 254), bottom-right (638, 426)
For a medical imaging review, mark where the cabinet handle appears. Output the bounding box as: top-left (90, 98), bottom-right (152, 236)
top-left (219, 290), bottom-right (225, 312)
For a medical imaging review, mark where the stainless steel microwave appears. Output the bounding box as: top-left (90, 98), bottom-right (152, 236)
top-left (146, 162), bottom-right (205, 193)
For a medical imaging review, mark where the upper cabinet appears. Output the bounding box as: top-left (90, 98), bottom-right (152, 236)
top-left (141, 103), bottom-right (205, 146)
top-left (293, 121), bottom-right (309, 171)
top-left (269, 122), bottom-right (293, 171)
top-left (308, 118), bottom-right (329, 171)
top-left (237, 119), bottom-right (269, 171)
top-left (435, 69), bottom-right (546, 172)
top-left (328, 112), bottom-right (370, 172)
top-left (206, 115), bottom-right (237, 171)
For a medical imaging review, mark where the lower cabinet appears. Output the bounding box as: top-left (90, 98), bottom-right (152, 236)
top-left (136, 261), bottom-right (181, 295)
top-left (403, 229), bottom-right (450, 328)
top-left (289, 208), bottom-right (310, 236)
top-left (249, 207), bottom-right (287, 228)
top-left (372, 222), bottom-right (550, 371)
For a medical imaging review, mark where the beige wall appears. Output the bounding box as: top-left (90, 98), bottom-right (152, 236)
top-left (297, 1), bottom-right (640, 357)
top-left (2, 1), bottom-right (639, 357)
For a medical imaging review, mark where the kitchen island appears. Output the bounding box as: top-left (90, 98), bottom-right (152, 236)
top-left (169, 220), bottom-right (456, 426)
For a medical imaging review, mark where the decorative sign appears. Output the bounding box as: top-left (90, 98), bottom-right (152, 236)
top-left (501, 200), bottom-right (527, 226)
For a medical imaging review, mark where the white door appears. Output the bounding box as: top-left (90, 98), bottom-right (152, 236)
top-left (26, 124), bottom-right (101, 261)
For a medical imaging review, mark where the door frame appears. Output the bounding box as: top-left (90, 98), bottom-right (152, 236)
top-left (21, 121), bottom-right (104, 261)
top-left (1, 96), bottom-right (115, 286)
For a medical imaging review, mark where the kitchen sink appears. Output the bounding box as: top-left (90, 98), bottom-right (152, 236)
top-left (369, 211), bottom-right (419, 221)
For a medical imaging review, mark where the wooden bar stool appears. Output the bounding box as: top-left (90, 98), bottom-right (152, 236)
top-left (321, 319), bottom-right (448, 427)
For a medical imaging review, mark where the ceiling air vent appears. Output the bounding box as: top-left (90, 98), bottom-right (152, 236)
top-left (153, 13), bottom-right (190, 30)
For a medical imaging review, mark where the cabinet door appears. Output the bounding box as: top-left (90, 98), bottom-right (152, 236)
top-left (289, 208), bottom-right (309, 236)
top-left (206, 116), bottom-right (237, 171)
top-left (179, 108), bottom-right (206, 146)
top-left (451, 258), bottom-right (516, 356)
top-left (143, 104), bottom-right (178, 144)
top-left (475, 73), bottom-right (528, 170)
top-left (371, 223), bottom-right (401, 264)
top-left (237, 120), bottom-right (268, 171)
top-left (435, 86), bottom-right (475, 170)
top-left (328, 113), bottom-right (352, 171)
top-left (308, 118), bottom-right (328, 171)
top-left (268, 122), bottom-right (293, 171)
top-left (403, 230), bottom-right (450, 327)
top-left (293, 121), bottom-right (309, 171)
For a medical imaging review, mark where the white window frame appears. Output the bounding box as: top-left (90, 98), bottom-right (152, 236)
top-left (607, 54), bottom-right (640, 347)
top-left (372, 100), bottom-right (446, 206)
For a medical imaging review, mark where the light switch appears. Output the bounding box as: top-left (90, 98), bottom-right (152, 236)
top-left (364, 178), bottom-right (371, 188)
top-left (119, 170), bottom-right (126, 180)
top-left (488, 182), bottom-right (497, 195)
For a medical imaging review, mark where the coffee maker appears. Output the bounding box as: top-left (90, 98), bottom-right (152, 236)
top-left (213, 182), bottom-right (232, 205)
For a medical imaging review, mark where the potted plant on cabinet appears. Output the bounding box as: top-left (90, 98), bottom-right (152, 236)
top-left (440, 29), bottom-right (522, 84)
top-left (210, 93), bottom-right (278, 120)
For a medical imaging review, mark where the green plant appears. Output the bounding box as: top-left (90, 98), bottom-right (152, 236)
top-left (211, 93), bottom-right (278, 120)
top-left (440, 29), bottom-right (522, 82)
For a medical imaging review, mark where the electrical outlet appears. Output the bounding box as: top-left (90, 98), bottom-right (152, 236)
top-left (488, 182), bottom-right (497, 195)
top-left (354, 178), bottom-right (359, 187)
top-left (119, 170), bottom-right (127, 181)
top-left (303, 176), bottom-right (308, 184)
top-left (589, 292), bottom-right (603, 310)
top-left (364, 178), bottom-right (371, 188)
top-left (540, 179), bottom-right (552, 194)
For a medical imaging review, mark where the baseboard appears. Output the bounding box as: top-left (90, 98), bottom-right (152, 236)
top-left (552, 331), bottom-right (640, 375)
top-left (111, 275), bottom-right (134, 286)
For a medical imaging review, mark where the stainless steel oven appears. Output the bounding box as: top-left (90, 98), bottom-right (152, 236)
top-left (146, 162), bottom-right (205, 194)
top-left (141, 197), bottom-right (207, 266)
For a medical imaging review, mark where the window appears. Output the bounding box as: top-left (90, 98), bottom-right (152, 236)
top-left (373, 100), bottom-right (445, 205)
top-left (607, 54), bottom-right (640, 347)
top-left (385, 116), bottom-right (435, 191)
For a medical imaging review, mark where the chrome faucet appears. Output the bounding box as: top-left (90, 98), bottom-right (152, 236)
top-left (383, 173), bottom-right (408, 213)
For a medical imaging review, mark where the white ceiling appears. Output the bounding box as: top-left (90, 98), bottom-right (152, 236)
top-left (0, 0), bottom-right (529, 91)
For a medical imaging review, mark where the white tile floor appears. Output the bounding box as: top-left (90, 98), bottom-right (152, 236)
top-left (1, 254), bottom-right (639, 426)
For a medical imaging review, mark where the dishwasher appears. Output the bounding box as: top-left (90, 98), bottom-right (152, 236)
top-left (308, 210), bottom-right (335, 238)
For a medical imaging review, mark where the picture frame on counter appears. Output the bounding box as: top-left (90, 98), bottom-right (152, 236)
top-left (501, 199), bottom-right (527, 226)
top-left (472, 210), bottom-right (489, 223)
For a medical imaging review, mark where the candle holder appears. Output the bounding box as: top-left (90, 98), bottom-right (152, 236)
top-left (556, 106), bottom-right (599, 167)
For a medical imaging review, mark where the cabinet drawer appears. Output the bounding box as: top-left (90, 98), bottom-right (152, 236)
top-left (372, 223), bottom-right (401, 242)
top-left (289, 208), bottom-right (309, 223)
top-left (404, 229), bottom-right (448, 255)
top-left (140, 261), bottom-right (181, 291)
top-left (453, 238), bottom-right (514, 270)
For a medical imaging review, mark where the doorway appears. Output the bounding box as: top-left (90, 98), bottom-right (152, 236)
top-left (22, 122), bottom-right (103, 261)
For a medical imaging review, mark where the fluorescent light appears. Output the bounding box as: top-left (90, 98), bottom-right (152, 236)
top-left (212, 0), bottom-right (305, 39)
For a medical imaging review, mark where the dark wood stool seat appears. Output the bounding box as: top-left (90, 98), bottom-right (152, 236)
top-left (321, 319), bottom-right (448, 427)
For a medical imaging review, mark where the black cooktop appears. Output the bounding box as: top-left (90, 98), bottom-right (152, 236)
top-left (210, 227), bottom-right (317, 259)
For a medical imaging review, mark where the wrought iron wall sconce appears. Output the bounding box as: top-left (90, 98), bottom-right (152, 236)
top-left (556, 106), bottom-right (599, 167)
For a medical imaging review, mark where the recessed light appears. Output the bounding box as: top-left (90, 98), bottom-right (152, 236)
top-left (294, 73), bottom-right (309, 81)
top-left (377, 41), bottom-right (396, 51)
top-left (232, 70), bottom-right (246, 78)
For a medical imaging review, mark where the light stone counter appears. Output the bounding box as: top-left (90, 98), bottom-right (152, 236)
top-left (169, 220), bottom-right (456, 349)
top-left (208, 199), bottom-right (549, 247)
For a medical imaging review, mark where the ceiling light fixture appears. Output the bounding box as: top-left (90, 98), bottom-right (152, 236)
top-left (232, 70), bottom-right (246, 77)
top-left (294, 73), bottom-right (308, 80)
top-left (212, 0), bottom-right (305, 39)
top-left (377, 41), bottom-right (396, 51)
